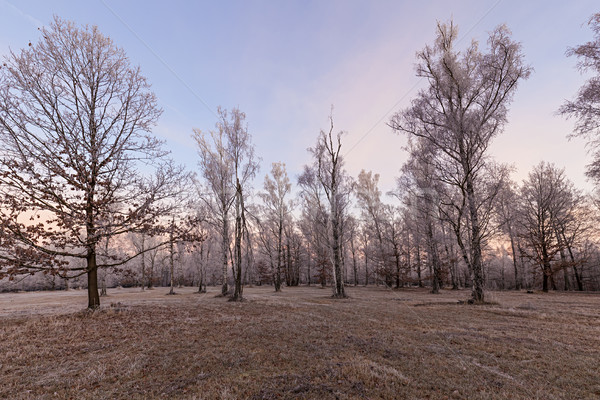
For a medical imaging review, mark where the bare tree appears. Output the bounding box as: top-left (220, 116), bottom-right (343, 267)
top-left (224, 108), bottom-right (259, 301)
top-left (0, 18), bottom-right (187, 309)
top-left (355, 170), bottom-right (390, 285)
top-left (560, 12), bottom-right (600, 181)
top-left (345, 215), bottom-right (360, 286)
top-left (557, 12), bottom-right (600, 289)
top-left (304, 112), bottom-right (351, 298)
top-left (390, 21), bottom-right (531, 302)
top-left (193, 107), bottom-right (258, 301)
top-left (298, 165), bottom-right (332, 287)
top-left (398, 141), bottom-right (444, 293)
top-left (130, 232), bottom-right (148, 290)
top-left (518, 163), bottom-right (577, 292)
top-left (193, 110), bottom-right (235, 297)
top-left (495, 179), bottom-right (523, 290)
top-left (259, 162), bottom-right (292, 292)
top-left (381, 205), bottom-right (405, 289)
top-left (191, 219), bottom-right (213, 293)
top-left (283, 222), bottom-right (302, 286)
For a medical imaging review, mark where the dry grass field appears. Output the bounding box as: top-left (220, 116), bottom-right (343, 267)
top-left (1, 285), bottom-right (599, 399)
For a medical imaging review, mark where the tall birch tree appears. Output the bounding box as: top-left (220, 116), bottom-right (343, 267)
top-left (259, 162), bottom-right (292, 292)
top-left (305, 113), bottom-right (351, 298)
top-left (193, 107), bottom-right (258, 300)
top-left (390, 21), bottom-right (531, 302)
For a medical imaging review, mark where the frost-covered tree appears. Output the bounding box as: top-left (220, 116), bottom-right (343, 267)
top-left (193, 114), bottom-right (235, 296)
top-left (300, 113), bottom-right (351, 297)
top-left (193, 107), bottom-right (258, 300)
top-left (560, 12), bottom-right (600, 181)
top-left (518, 163), bottom-right (577, 292)
top-left (355, 170), bottom-right (389, 283)
top-left (494, 179), bottom-right (523, 290)
top-left (0, 18), bottom-right (188, 309)
top-left (297, 166), bottom-right (329, 287)
top-left (390, 21), bottom-right (531, 302)
top-left (259, 162), bottom-right (292, 291)
top-left (398, 140), bottom-right (444, 293)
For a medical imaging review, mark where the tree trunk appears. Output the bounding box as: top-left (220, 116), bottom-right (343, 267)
top-left (405, 232), bottom-right (412, 287)
top-left (394, 243), bottom-right (401, 289)
top-left (416, 243), bottom-right (423, 288)
top-left (197, 244), bottom-right (205, 293)
top-left (542, 269), bottom-right (549, 292)
top-left (561, 231), bottom-right (584, 291)
top-left (100, 271), bottom-right (107, 296)
top-left (507, 225), bottom-right (521, 290)
top-left (293, 241), bottom-right (301, 286)
top-left (271, 257), bottom-right (279, 291)
top-left (558, 247), bottom-right (570, 291)
top-left (364, 250), bottom-right (369, 286)
top-left (232, 213), bottom-right (243, 299)
top-left (87, 250), bottom-right (100, 309)
top-left (441, 224), bottom-right (458, 291)
top-left (542, 242), bottom-right (551, 292)
top-left (350, 237), bottom-right (358, 286)
top-left (572, 264), bottom-right (583, 291)
top-left (330, 191), bottom-right (345, 298)
top-left (198, 269), bottom-right (204, 293)
top-left (148, 254), bottom-right (155, 289)
top-left (221, 211), bottom-right (229, 296)
top-left (275, 217), bottom-right (283, 292)
top-left (286, 235), bottom-right (292, 286)
top-left (465, 174), bottom-right (485, 302)
top-left (169, 222), bottom-right (175, 295)
top-left (425, 216), bottom-right (442, 294)
top-left (231, 182), bottom-right (244, 301)
top-left (140, 234), bottom-right (146, 291)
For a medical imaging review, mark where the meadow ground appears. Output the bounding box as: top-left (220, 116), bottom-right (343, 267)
top-left (0, 285), bottom-right (599, 399)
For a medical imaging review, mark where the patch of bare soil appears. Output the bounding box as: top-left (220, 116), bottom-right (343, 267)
top-left (1, 286), bottom-right (599, 399)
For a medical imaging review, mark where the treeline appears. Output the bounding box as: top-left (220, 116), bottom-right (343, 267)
top-left (1, 15), bottom-right (600, 307)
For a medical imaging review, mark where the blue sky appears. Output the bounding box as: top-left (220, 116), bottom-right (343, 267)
top-left (1, 0), bottom-right (598, 196)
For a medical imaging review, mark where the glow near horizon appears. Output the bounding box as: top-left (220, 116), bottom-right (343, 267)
top-left (0, 0), bottom-right (598, 200)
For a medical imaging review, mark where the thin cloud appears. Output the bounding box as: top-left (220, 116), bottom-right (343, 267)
top-left (0, 0), bottom-right (43, 28)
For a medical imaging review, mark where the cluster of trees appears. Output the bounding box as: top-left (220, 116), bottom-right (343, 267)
top-left (2, 14), bottom-right (600, 309)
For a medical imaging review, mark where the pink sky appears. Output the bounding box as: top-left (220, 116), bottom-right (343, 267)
top-left (0, 0), bottom-right (598, 197)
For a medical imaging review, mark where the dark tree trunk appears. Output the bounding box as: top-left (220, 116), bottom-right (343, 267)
top-left (87, 250), bottom-right (100, 309)
top-left (508, 226), bottom-right (521, 290)
top-left (273, 259), bottom-right (281, 291)
top-left (364, 252), bottom-right (369, 286)
top-left (406, 232), bottom-right (412, 288)
top-left (168, 221), bottom-right (176, 295)
top-left (542, 269), bottom-right (549, 292)
top-left (561, 231), bottom-right (584, 291)
top-left (307, 257), bottom-right (311, 286)
top-left (542, 254), bottom-right (551, 293)
top-left (416, 244), bottom-right (423, 288)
